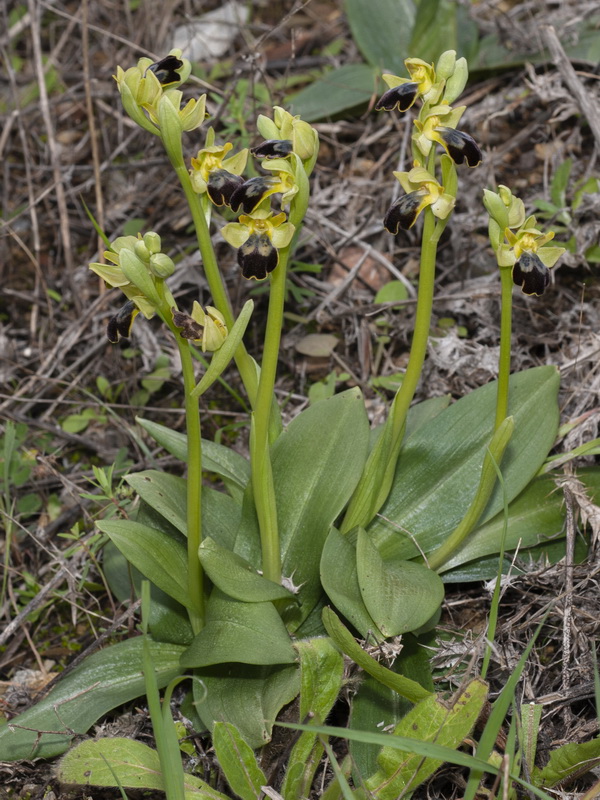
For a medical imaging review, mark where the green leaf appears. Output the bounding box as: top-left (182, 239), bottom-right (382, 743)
top-left (365, 679), bottom-right (488, 798)
top-left (180, 590), bottom-right (296, 668)
top-left (193, 663), bottom-right (300, 749)
top-left (281, 638), bottom-right (344, 800)
top-left (212, 722), bottom-right (267, 800)
top-left (370, 367), bottom-right (560, 560)
top-left (357, 528), bottom-right (444, 636)
top-left (126, 470), bottom-right (188, 535)
top-left (374, 280), bottom-right (409, 304)
top-left (97, 519), bottom-right (190, 608)
top-left (345, 0), bottom-right (415, 72)
top-left (322, 608), bottom-right (431, 704)
top-left (136, 417), bottom-right (250, 491)
top-left (532, 737), bottom-right (600, 788)
top-left (103, 540), bottom-right (193, 645)
top-left (56, 738), bottom-right (228, 798)
top-left (439, 475), bottom-right (567, 573)
top-left (321, 527), bottom-right (383, 640)
top-left (125, 473), bottom-right (241, 551)
top-left (198, 537), bottom-right (295, 603)
top-left (0, 638), bottom-right (185, 761)
top-left (349, 633), bottom-right (435, 784)
top-left (272, 388), bottom-right (370, 630)
top-left (289, 63), bottom-right (379, 122)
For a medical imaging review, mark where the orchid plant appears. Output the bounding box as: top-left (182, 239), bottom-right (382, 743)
top-left (5, 47), bottom-right (597, 800)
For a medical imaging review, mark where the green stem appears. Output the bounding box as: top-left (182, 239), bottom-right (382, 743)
top-left (340, 207), bottom-right (445, 534)
top-left (495, 267), bottom-right (513, 429)
top-left (159, 296), bottom-right (204, 634)
top-left (391, 208), bottom-right (441, 439)
top-left (250, 247), bottom-right (290, 584)
top-left (427, 416), bottom-right (513, 571)
top-left (166, 150), bottom-right (259, 408)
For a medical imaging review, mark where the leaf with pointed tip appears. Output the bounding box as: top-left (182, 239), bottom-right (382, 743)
top-left (357, 528), bottom-right (444, 637)
top-left (180, 590), bottom-right (296, 668)
top-left (97, 519), bottom-right (190, 609)
top-left (193, 663), bottom-right (300, 749)
top-left (56, 737), bottom-right (228, 798)
top-left (0, 639), bottom-right (185, 761)
top-left (199, 537), bottom-right (295, 603)
top-left (212, 723), bottom-right (267, 800)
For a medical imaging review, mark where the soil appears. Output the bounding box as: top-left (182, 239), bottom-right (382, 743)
top-left (1, 0), bottom-right (600, 797)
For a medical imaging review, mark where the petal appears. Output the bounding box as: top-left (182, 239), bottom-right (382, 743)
top-left (229, 176), bottom-right (279, 213)
top-left (238, 233), bottom-right (279, 280)
top-left (251, 139), bottom-right (293, 158)
top-left (437, 128), bottom-right (482, 167)
top-left (207, 169), bottom-right (245, 207)
top-left (269, 221), bottom-right (295, 249)
top-left (375, 82), bottom-right (419, 113)
top-left (512, 251), bottom-right (550, 296)
top-left (146, 54), bottom-right (184, 86)
top-left (107, 300), bottom-right (138, 343)
top-left (383, 191), bottom-right (428, 233)
top-left (172, 308), bottom-right (204, 340)
top-left (221, 222), bottom-right (251, 249)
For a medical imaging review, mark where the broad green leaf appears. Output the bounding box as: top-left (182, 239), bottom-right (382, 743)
top-left (193, 663), bottom-right (300, 749)
top-left (321, 526), bottom-right (383, 640)
top-left (439, 475), bottom-right (567, 573)
top-left (366, 679), bottom-right (487, 798)
top-left (0, 638), bottom-right (185, 761)
top-left (322, 608), bottom-right (431, 704)
top-left (345, 0), bottom-right (415, 72)
top-left (212, 722), bottom-right (266, 800)
top-left (349, 634), bottom-right (435, 784)
top-left (289, 63), bottom-right (379, 122)
top-left (272, 388), bottom-right (370, 631)
top-left (198, 537), bottom-right (295, 603)
top-left (532, 737), bottom-right (600, 788)
top-left (357, 528), bottom-right (444, 636)
top-left (281, 638), bottom-right (344, 800)
top-left (127, 473), bottom-right (241, 551)
top-left (56, 738), bottom-right (228, 798)
top-left (370, 367), bottom-right (560, 560)
top-left (409, 0), bottom-right (478, 64)
top-left (136, 417), bottom-right (250, 491)
top-left (127, 470), bottom-right (188, 535)
top-left (180, 590), bottom-right (296, 668)
top-left (97, 519), bottom-right (190, 609)
top-left (103, 540), bottom-right (193, 645)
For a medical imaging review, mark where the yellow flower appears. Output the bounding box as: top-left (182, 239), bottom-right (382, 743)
top-left (190, 140), bottom-right (248, 205)
top-left (384, 163), bottom-right (456, 232)
top-left (221, 209), bottom-right (295, 280)
top-left (413, 104), bottom-right (481, 166)
top-left (229, 158), bottom-right (299, 214)
top-left (172, 302), bottom-right (228, 352)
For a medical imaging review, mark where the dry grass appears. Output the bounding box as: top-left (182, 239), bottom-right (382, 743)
top-left (1, 0), bottom-right (600, 796)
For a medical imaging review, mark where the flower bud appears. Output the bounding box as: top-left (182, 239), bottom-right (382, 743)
top-left (134, 240), bottom-right (151, 262)
top-left (143, 231), bottom-right (162, 254)
top-left (149, 252), bottom-right (175, 278)
top-left (443, 57), bottom-right (468, 104)
top-left (436, 50), bottom-right (456, 81)
top-left (119, 249), bottom-right (161, 304)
